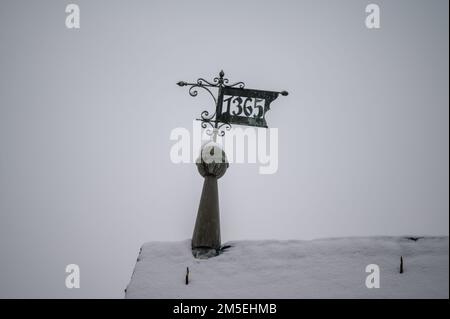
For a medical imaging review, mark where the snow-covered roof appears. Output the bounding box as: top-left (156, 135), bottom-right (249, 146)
top-left (125, 237), bottom-right (448, 298)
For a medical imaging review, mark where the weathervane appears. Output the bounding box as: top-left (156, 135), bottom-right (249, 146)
top-left (177, 70), bottom-right (288, 140)
top-left (177, 70), bottom-right (288, 258)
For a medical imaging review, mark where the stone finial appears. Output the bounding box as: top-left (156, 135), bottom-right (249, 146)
top-left (196, 142), bottom-right (229, 179)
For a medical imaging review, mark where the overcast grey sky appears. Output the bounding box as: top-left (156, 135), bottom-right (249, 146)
top-left (0, 0), bottom-right (448, 298)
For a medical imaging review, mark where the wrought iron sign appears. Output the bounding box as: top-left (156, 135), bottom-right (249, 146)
top-left (177, 70), bottom-right (288, 136)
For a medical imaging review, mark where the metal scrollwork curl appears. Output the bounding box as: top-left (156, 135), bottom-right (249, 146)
top-left (188, 84), bottom-right (217, 105)
top-left (196, 78), bottom-right (216, 87)
top-left (227, 81), bottom-right (245, 89)
top-left (200, 120), bottom-right (215, 136)
top-left (200, 110), bottom-right (216, 121)
top-left (217, 122), bottom-right (232, 136)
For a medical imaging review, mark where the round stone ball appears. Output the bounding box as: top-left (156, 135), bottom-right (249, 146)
top-left (196, 141), bottom-right (229, 179)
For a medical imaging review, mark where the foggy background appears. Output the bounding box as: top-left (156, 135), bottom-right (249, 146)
top-left (0, 0), bottom-right (448, 298)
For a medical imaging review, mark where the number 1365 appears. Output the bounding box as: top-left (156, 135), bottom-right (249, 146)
top-left (222, 95), bottom-right (265, 118)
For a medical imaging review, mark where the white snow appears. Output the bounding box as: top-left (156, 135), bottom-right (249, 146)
top-left (125, 237), bottom-right (448, 299)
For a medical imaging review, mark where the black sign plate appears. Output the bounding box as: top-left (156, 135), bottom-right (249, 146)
top-left (216, 87), bottom-right (281, 128)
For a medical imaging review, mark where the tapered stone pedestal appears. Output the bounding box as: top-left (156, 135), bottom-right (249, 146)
top-left (192, 176), bottom-right (220, 258)
top-left (192, 141), bottom-right (228, 258)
